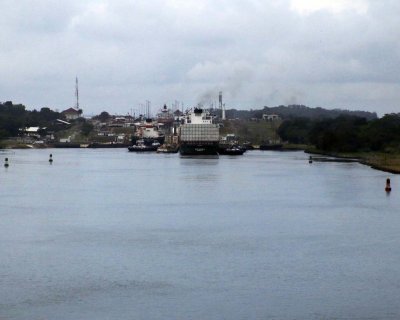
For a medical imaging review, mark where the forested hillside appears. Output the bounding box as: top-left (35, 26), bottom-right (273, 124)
top-left (278, 114), bottom-right (400, 153)
top-left (0, 101), bottom-right (63, 139)
top-left (218, 104), bottom-right (377, 121)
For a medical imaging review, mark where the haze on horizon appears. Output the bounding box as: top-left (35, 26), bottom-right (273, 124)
top-left (0, 0), bottom-right (399, 116)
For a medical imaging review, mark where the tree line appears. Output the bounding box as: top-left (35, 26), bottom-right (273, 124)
top-left (0, 101), bottom-right (63, 139)
top-left (278, 114), bottom-right (400, 153)
top-left (217, 104), bottom-right (377, 121)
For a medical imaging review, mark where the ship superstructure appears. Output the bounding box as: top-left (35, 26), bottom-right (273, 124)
top-left (131, 118), bottom-right (165, 145)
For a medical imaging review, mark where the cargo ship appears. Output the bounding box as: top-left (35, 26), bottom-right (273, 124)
top-left (179, 107), bottom-right (220, 156)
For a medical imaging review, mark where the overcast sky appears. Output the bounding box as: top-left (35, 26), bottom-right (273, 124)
top-left (1, 0), bottom-right (399, 116)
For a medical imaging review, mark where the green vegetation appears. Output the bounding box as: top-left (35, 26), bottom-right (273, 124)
top-left (220, 120), bottom-right (281, 145)
top-left (0, 101), bottom-right (64, 140)
top-left (278, 114), bottom-right (400, 172)
top-left (55, 120), bottom-right (93, 143)
top-left (92, 111), bottom-right (111, 122)
top-left (277, 118), bottom-right (312, 144)
top-left (81, 121), bottom-right (94, 136)
top-left (278, 114), bottom-right (400, 153)
top-left (215, 104), bottom-right (377, 121)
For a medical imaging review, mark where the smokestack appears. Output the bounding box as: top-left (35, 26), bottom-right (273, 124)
top-left (219, 91), bottom-right (225, 120)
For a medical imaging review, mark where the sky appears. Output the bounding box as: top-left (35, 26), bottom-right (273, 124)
top-left (0, 0), bottom-right (399, 116)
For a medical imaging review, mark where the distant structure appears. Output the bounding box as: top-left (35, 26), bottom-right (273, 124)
top-left (219, 91), bottom-right (226, 120)
top-left (75, 76), bottom-right (80, 109)
top-left (262, 114), bottom-right (281, 121)
top-left (22, 127), bottom-right (43, 138)
top-left (145, 100), bottom-right (151, 118)
top-left (61, 107), bottom-right (81, 120)
top-left (61, 77), bottom-right (82, 120)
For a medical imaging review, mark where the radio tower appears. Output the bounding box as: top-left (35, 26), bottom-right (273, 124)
top-left (75, 77), bottom-right (79, 109)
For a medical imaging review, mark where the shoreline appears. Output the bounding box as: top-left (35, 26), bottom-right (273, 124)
top-left (2, 142), bottom-right (400, 174)
top-left (303, 148), bottom-right (400, 174)
top-left (0, 142), bottom-right (130, 149)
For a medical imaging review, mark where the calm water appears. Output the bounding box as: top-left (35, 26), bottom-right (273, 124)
top-left (1, 149), bottom-right (400, 320)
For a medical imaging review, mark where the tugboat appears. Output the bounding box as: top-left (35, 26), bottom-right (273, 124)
top-left (218, 144), bottom-right (245, 155)
top-left (179, 107), bottom-right (220, 156)
top-left (218, 134), bottom-right (245, 155)
top-left (128, 139), bottom-right (160, 152)
top-left (242, 141), bottom-right (254, 150)
top-left (156, 144), bottom-right (179, 153)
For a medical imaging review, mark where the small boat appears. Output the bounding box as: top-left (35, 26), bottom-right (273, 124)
top-left (242, 141), bottom-right (254, 150)
top-left (128, 140), bottom-right (160, 152)
top-left (53, 143), bottom-right (81, 148)
top-left (157, 144), bottom-right (179, 153)
top-left (218, 145), bottom-right (245, 155)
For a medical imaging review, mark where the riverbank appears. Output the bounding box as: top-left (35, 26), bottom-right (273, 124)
top-left (359, 154), bottom-right (400, 174)
top-left (0, 141), bottom-right (34, 149)
top-left (0, 138), bottom-right (131, 149)
top-left (302, 146), bottom-right (400, 174)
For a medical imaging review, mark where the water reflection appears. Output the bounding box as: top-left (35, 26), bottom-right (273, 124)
top-left (179, 156), bottom-right (219, 163)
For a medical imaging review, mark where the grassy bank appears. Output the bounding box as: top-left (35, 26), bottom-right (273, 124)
top-left (302, 146), bottom-right (400, 174)
top-left (281, 144), bottom-right (310, 151)
top-left (0, 140), bottom-right (35, 149)
top-left (359, 153), bottom-right (400, 174)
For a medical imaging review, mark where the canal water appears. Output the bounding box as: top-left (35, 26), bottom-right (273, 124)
top-left (1, 149), bottom-right (400, 320)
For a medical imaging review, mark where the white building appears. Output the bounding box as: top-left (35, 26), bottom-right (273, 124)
top-left (262, 114), bottom-right (281, 121)
top-left (61, 107), bottom-right (81, 120)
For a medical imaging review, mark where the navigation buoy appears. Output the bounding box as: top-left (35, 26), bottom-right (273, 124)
top-left (4, 157), bottom-right (9, 168)
top-left (309, 156), bottom-right (313, 164)
top-left (49, 154), bottom-right (53, 163)
top-left (385, 178), bottom-right (392, 192)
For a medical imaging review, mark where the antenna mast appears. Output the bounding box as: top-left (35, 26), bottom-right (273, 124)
top-left (75, 77), bottom-right (79, 109)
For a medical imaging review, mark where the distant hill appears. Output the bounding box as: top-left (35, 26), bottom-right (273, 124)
top-left (219, 104), bottom-right (378, 121)
top-left (263, 105), bottom-right (378, 120)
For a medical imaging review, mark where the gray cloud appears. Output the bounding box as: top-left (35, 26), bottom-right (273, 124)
top-left (0, 0), bottom-right (399, 116)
